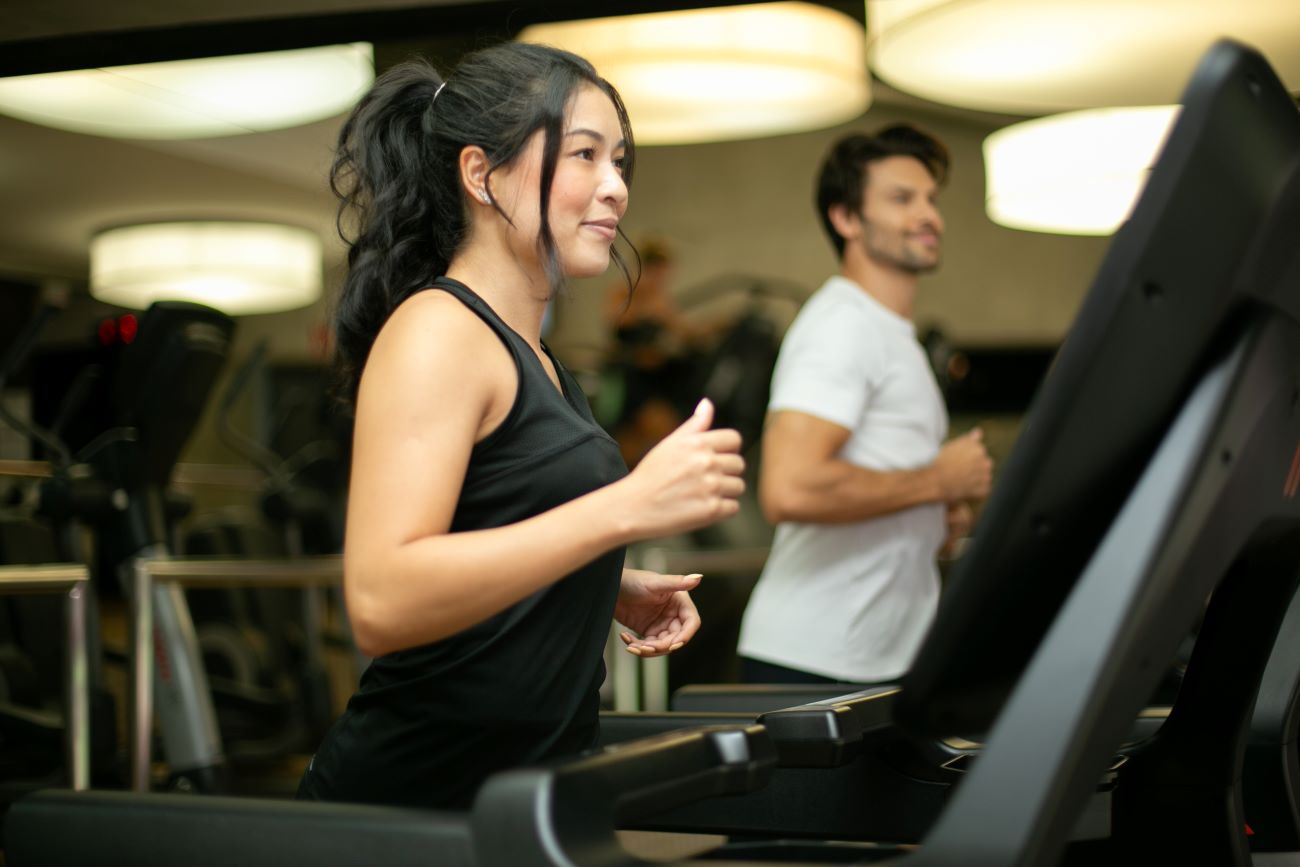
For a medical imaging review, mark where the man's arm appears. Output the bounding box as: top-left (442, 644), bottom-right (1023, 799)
top-left (759, 410), bottom-right (991, 525)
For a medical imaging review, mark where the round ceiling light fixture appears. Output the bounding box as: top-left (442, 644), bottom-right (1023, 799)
top-left (867, 0), bottom-right (1300, 113)
top-left (0, 43), bottom-right (374, 139)
top-left (519, 2), bottom-right (870, 145)
top-left (983, 105), bottom-right (1180, 235)
top-left (90, 221), bottom-right (323, 315)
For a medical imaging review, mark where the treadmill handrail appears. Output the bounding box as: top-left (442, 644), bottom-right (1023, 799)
top-left (0, 563), bottom-right (90, 791)
top-left (128, 556), bottom-right (344, 790)
top-left (758, 686), bottom-right (900, 767)
top-left (472, 724), bottom-right (775, 867)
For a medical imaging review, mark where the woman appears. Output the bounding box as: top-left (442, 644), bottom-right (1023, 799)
top-left (296, 42), bottom-right (745, 810)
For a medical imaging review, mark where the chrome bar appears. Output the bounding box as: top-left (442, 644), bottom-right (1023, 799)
top-left (0, 563), bottom-right (90, 591)
top-left (130, 559), bottom-right (153, 792)
top-left (64, 583), bottom-right (89, 789)
top-left (642, 655), bottom-right (669, 712)
top-left (142, 557), bottom-right (344, 588)
top-left (610, 623), bottom-right (640, 712)
top-left (0, 563), bottom-right (90, 791)
top-left (0, 459), bottom-right (264, 490)
top-left (0, 459), bottom-right (52, 479)
top-left (130, 557), bottom-right (344, 791)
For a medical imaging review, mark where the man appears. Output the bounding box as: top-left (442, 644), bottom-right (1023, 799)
top-left (736, 125), bottom-right (993, 684)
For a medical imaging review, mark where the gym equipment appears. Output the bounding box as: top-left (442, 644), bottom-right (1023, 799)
top-left (6, 724), bottom-right (776, 867)
top-left (125, 556), bottom-right (343, 792)
top-left (12, 301), bottom-right (238, 792)
top-left (1244, 576), bottom-right (1300, 852)
top-left (0, 303), bottom-right (130, 794)
top-left (0, 564), bottom-right (91, 794)
top-left (672, 36), bottom-right (1300, 866)
top-left (7, 37), bottom-right (1299, 867)
top-left (77, 301), bottom-right (238, 791)
top-left (181, 342), bottom-right (344, 766)
top-left (603, 35), bottom-right (1300, 864)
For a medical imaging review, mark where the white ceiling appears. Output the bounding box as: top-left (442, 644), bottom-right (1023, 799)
top-left (0, 108), bottom-right (346, 280)
top-left (0, 0), bottom-right (788, 287)
top-left (1, 0), bottom-right (1295, 290)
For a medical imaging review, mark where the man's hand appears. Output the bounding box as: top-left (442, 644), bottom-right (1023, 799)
top-left (940, 501), bottom-right (973, 559)
top-left (614, 568), bottom-right (702, 657)
top-left (933, 428), bottom-right (993, 502)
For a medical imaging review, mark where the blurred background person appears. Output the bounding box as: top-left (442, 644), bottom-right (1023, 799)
top-left (602, 238), bottom-right (721, 465)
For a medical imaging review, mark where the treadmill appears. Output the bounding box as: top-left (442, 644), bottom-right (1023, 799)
top-left (7, 36), bottom-right (1300, 867)
top-left (617, 35), bottom-right (1300, 866)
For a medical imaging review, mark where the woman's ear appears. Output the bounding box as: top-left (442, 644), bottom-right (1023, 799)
top-left (459, 145), bottom-right (492, 205)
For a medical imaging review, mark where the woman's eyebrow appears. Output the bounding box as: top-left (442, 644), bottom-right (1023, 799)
top-left (565, 129), bottom-right (627, 149)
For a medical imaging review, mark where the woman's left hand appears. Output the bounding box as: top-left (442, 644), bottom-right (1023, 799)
top-left (614, 568), bottom-right (702, 657)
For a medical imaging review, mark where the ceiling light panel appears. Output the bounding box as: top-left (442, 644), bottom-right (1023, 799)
top-left (984, 105), bottom-right (1179, 234)
top-left (91, 222), bottom-right (323, 315)
top-left (521, 2), bottom-right (870, 145)
top-left (868, 0), bottom-right (1300, 113)
top-left (0, 43), bottom-right (374, 139)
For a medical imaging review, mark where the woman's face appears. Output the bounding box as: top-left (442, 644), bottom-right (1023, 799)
top-left (490, 83), bottom-right (629, 282)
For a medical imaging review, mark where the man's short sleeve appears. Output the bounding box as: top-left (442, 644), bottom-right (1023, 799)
top-left (767, 299), bottom-right (879, 431)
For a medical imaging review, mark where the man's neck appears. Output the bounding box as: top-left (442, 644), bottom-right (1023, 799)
top-left (840, 255), bottom-right (918, 320)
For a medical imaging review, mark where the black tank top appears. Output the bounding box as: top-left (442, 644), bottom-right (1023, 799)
top-left (298, 277), bottom-right (628, 809)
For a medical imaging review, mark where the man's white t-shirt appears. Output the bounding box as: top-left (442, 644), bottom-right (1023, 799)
top-left (738, 275), bottom-right (948, 682)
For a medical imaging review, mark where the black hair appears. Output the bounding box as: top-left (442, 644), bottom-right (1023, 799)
top-left (330, 42), bottom-right (636, 407)
top-left (814, 124), bottom-right (949, 258)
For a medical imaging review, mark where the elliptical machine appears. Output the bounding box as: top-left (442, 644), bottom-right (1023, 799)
top-left (89, 300), bottom-right (236, 792)
top-left (0, 298), bottom-right (240, 792)
top-left (17, 300), bottom-right (239, 792)
top-left (181, 340), bottom-right (344, 764)
top-left (0, 299), bottom-right (121, 795)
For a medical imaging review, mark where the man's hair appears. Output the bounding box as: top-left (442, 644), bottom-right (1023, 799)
top-left (814, 124), bottom-right (949, 258)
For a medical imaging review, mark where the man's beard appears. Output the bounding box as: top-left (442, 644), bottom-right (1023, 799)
top-left (862, 231), bottom-right (941, 275)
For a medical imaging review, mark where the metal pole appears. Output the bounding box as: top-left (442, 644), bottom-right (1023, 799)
top-left (639, 548), bottom-right (671, 712)
top-left (611, 623), bottom-right (640, 711)
top-left (130, 558), bottom-right (154, 792)
top-left (63, 582), bottom-right (89, 790)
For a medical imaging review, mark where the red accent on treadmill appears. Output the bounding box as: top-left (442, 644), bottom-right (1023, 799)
top-left (97, 318), bottom-right (117, 347)
top-left (118, 314), bottom-right (138, 344)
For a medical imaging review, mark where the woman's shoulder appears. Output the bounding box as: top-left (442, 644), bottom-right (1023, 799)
top-left (393, 282), bottom-right (477, 316)
top-left (356, 286), bottom-right (517, 436)
top-left (366, 286), bottom-right (510, 383)
top-left (384, 286), bottom-right (495, 342)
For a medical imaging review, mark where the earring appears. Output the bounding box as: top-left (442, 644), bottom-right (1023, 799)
top-left (478, 190), bottom-right (490, 204)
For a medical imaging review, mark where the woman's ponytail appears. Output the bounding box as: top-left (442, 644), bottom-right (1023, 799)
top-left (330, 60), bottom-right (463, 406)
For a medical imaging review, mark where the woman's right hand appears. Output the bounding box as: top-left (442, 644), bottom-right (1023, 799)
top-left (617, 398), bottom-right (745, 540)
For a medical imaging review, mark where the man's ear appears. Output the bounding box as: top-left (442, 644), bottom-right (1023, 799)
top-left (827, 203), bottom-right (862, 242)
top-left (458, 145), bottom-right (491, 204)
